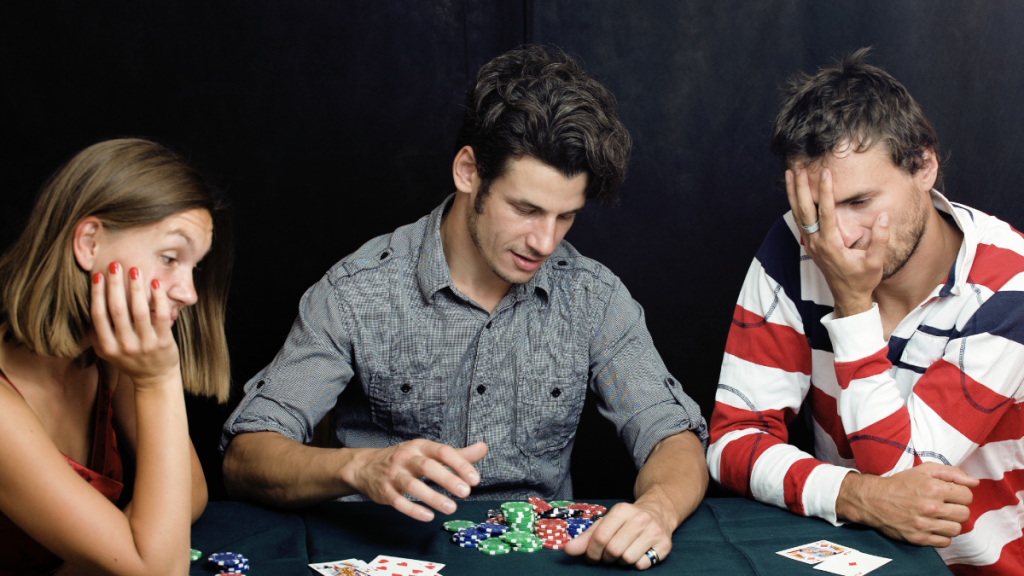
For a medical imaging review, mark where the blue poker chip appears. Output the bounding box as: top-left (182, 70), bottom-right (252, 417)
top-left (476, 522), bottom-right (509, 534)
top-left (455, 539), bottom-right (479, 548)
top-left (456, 527), bottom-right (488, 540)
top-left (208, 552), bottom-right (246, 567)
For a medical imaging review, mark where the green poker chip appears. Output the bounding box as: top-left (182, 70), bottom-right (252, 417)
top-left (190, 549), bottom-right (202, 562)
top-left (478, 539), bottom-right (512, 555)
top-left (443, 519), bottom-right (477, 532)
top-left (547, 500), bottom-right (574, 507)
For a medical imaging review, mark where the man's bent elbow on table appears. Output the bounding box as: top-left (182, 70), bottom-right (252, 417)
top-left (220, 45), bottom-right (709, 571)
top-left (707, 48), bottom-right (1023, 576)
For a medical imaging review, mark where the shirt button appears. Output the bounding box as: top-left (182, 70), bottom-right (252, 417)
top-left (256, 380), bottom-right (265, 389)
top-left (486, 321), bottom-right (492, 329)
top-left (551, 388), bottom-right (561, 398)
top-left (477, 385), bottom-right (487, 395)
top-left (400, 383), bottom-right (412, 393)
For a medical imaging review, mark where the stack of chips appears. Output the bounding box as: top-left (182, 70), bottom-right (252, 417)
top-left (208, 552), bottom-right (249, 574)
top-left (476, 522), bottom-right (509, 536)
top-left (566, 503), bottom-right (607, 519)
top-left (502, 502), bottom-right (536, 535)
top-left (478, 538), bottom-right (513, 555)
top-left (443, 498), bottom-right (603, 555)
top-left (451, 527), bottom-right (489, 548)
top-left (566, 517), bottom-right (594, 538)
top-left (500, 530), bottom-right (544, 553)
top-left (534, 518), bottom-right (571, 549)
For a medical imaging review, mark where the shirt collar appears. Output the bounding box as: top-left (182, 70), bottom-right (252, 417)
top-left (416, 194), bottom-right (555, 304)
top-left (417, 194), bottom-right (457, 302)
top-left (931, 189), bottom-right (977, 298)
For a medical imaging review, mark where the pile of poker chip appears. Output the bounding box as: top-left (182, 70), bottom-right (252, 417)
top-left (443, 497), bottom-right (607, 555)
top-left (207, 552), bottom-right (250, 574)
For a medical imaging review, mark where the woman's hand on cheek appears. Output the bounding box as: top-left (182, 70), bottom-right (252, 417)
top-left (89, 263), bottom-right (181, 390)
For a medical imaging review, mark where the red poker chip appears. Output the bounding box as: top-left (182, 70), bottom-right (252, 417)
top-left (528, 497), bottom-right (553, 514)
top-left (542, 541), bottom-right (567, 549)
top-left (567, 503), bottom-right (606, 517)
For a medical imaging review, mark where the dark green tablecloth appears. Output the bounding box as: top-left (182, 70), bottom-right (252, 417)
top-left (190, 498), bottom-right (951, 576)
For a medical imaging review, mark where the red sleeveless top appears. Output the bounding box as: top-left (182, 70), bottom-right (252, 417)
top-left (0, 366), bottom-right (124, 576)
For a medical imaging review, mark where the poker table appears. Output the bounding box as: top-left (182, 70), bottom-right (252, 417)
top-left (188, 498), bottom-right (952, 575)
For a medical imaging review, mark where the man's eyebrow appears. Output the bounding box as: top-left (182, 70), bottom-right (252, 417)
top-left (512, 198), bottom-right (586, 215)
top-left (834, 191), bottom-right (873, 205)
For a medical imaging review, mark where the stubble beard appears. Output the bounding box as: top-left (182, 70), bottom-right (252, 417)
top-left (467, 196), bottom-right (523, 286)
top-left (881, 193), bottom-right (928, 281)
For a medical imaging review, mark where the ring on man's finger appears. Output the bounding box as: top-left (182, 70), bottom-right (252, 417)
top-left (801, 220), bottom-right (820, 234)
top-left (645, 547), bottom-right (661, 567)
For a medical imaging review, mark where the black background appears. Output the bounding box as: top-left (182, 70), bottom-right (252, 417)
top-left (3, 1), bottom-right (1023, 501)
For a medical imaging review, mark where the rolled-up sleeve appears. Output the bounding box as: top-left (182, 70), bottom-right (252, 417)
top-left (588, 275), bottom-right (709, 470)
top-left (220, 274), bottom-right (356, 452)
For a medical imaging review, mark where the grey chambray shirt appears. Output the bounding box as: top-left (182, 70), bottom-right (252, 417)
top-left (221, 195), bottom-right (707, 501)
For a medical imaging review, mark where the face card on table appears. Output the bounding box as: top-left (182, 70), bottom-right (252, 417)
top-left (776, 540), bottom-right (857, 564)
top-left (309, 559), bottom-right (371, 576)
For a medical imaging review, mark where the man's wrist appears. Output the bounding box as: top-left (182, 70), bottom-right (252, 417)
top-left (832, 297), bottom-right (874, 319)
top-left (333, 446), bottom-right (366, 494)
top-left (835, 471), bottom-right (872, 525)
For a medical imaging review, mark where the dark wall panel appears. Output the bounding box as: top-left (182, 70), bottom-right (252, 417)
top-left (3, 1), bottom-right (1022, 500)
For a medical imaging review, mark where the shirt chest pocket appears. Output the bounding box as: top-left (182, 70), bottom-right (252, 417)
top-left (514, 376), bottom-right (586, 454)
top-left (900, 330), bottom-right (950, 371)
top-left (367, 374), bottom-right (444, 442)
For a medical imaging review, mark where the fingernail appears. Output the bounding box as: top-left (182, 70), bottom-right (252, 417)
top-left (421, 509), bottom-right (434, 521)
top-left (151, 279), bottom-right (160, 290)
top-left (109, 262), bottom-right (118, 274)
top-left (442, 501), bottom-right (456, 513)
top-left (457, 483), bottom-right (470, 497)
top-left (785, 172), bottom-right (792, 184)
top-left (130, 267), bottom-right (140, 280)
top-left (468, 472), bottom-right (480, 484)
top-left (93, 272), bottom-right (101, 284)
top-left (821, 170), bottom-right (828, 180)
top-left (794, 168), bottom-right (801, 175)
top-left (880, 214), bottom-right (889, 226)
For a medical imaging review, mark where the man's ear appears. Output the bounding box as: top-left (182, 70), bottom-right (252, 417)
top-left (916, 147), bottom-right (939, 192)
top-left (452, 146), bottom-right (480, 195)
top-left (72, 217), bottom-right (103, 271)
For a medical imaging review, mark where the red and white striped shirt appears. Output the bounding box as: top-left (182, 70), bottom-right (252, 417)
top-left (708, 191), bottom-right (1024, 575)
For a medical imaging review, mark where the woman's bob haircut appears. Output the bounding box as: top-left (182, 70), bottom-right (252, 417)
top-left (0, 138), bottom-right (233, 401)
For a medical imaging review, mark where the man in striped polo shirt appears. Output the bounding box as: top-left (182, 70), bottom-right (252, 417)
top-left (708, 48), bottom-right (1024, 575)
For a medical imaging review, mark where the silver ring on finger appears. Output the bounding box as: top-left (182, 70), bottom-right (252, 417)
top-left (801, 220), bottom-right (820, 234)
top-left (645, 547), bottom-right (661, 567)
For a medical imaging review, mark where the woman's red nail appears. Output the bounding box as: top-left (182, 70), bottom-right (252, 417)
top-left (130, 267), bottom-right (140, 280)
top-left (109, 262), bottom-right (118, 274)
top-left (93, 272), bottom-right (101, 284)
top-left (151, 279), bottom-right (160, 290)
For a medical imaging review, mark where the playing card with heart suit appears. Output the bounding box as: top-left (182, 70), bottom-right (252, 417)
top-left (366, 555), bottom-right (445, 576)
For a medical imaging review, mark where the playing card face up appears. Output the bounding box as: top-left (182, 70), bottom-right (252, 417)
top-left (309, 559), bottom-right (371, 576)
top-left (366, 555), bottom-right (445, 576)
top-left (814, 551), bottom-right (892, 576)
top-left (776, 540), bottom-right (858, 564)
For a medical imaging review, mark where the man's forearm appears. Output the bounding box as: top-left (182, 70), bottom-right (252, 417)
top-left (633, 431), bottom-right (708, 528)
top-left (223, 431), bottom-right (364, 507)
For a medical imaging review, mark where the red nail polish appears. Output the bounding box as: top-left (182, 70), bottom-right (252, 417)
top-left (109, 262), bottom-right (118, 274)
top-left (151, 279), bottom-right (160, 290)
top-left (130, 267), bottom-right (140, 280)
top-left (93, 272), bottom-right (101, 284)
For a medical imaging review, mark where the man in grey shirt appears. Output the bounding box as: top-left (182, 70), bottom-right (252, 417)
top-left (221, 46), bottom-right (707, 570)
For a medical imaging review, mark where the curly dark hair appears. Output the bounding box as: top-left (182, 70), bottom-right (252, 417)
top-left (769, 47), bottom-right (941, 186)
top-left (454, 45), bottom-right (632, 206)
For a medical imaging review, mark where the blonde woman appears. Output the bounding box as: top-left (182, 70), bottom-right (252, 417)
top-left (0, 138), bottom-right (232, 575)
